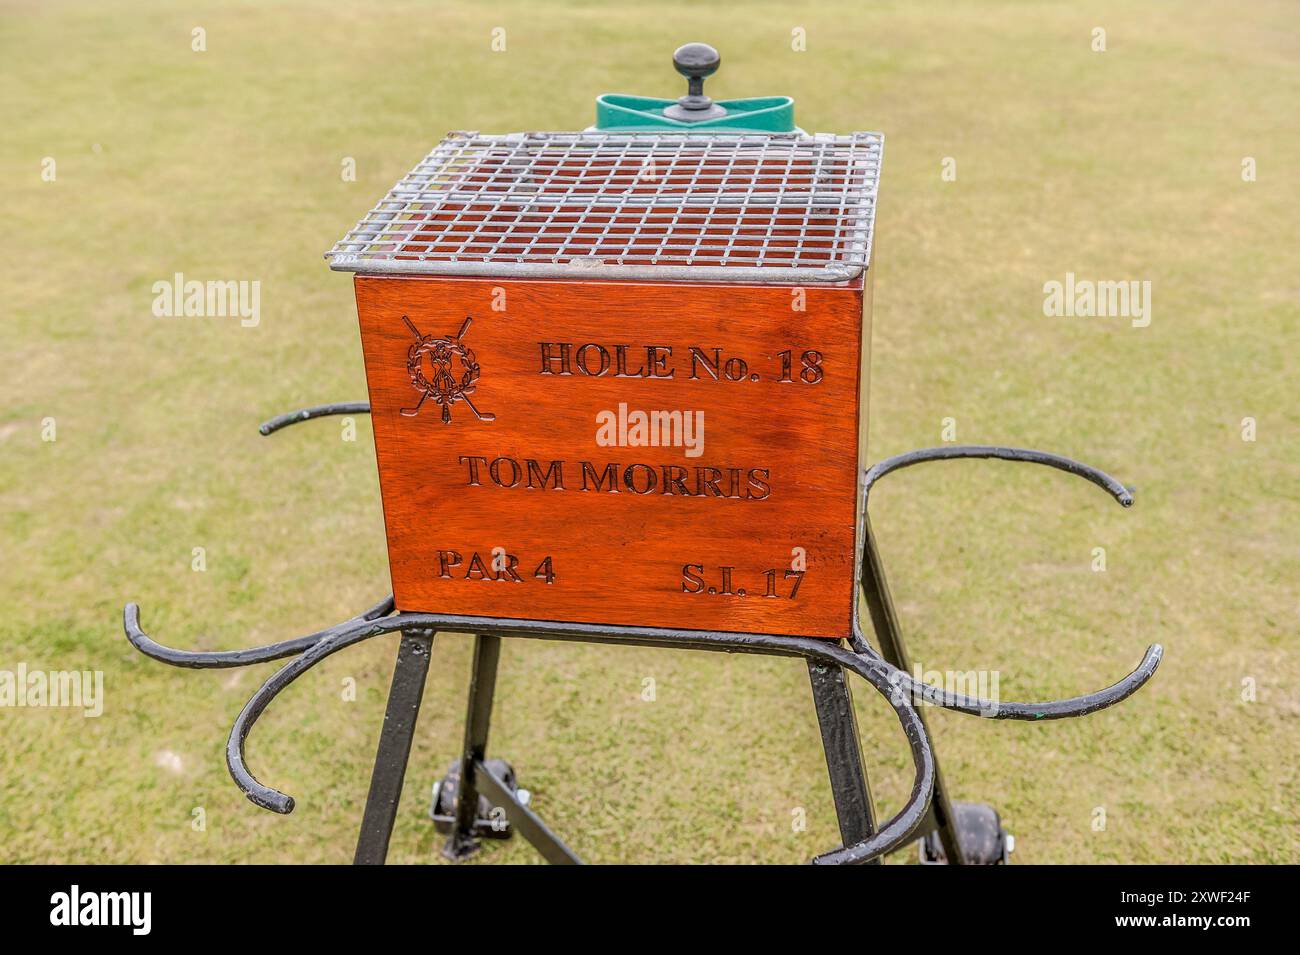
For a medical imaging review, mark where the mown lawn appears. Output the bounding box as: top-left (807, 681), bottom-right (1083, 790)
top-left (1, 0), bottom-right (1296, 863)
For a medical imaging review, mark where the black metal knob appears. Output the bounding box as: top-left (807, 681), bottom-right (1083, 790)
top-left (674, 43), bottom-right (720, 98)
top-left (664, 42), bottom-right (727, 122)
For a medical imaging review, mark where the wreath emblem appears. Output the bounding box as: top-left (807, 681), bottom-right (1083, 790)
top-left (400, 315), bottom-right (495, 424)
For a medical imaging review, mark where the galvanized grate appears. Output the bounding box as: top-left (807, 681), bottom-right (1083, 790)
top-left (326, 130), bottom-right (883, 283)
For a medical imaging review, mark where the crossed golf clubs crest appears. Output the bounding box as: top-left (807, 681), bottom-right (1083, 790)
top-left (400, 315), bottom-right (495, 424)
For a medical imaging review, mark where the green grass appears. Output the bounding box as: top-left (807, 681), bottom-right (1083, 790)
top-left (1, 0), bottom-right (1296, 864)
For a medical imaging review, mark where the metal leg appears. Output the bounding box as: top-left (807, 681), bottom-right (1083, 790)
top-left (354, 628), bottom-right (435, 865)
top-left (473, 760), bottom-right (582, 864)
top-left (807, 659), bottom-right (881, 864)
top-left (860, 515), bottom-right (970, 865)
top-left (443, 633), bottom-right (502, 860)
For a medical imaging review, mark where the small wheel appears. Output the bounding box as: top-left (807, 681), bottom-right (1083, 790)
top-left (919, 802), bottom-right (1011, 864)
top-left (482, 758), bottom-right (516, 791)
top-left (430, 759), bottom-right (521, 840)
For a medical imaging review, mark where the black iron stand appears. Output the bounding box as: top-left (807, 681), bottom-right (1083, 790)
top-left (380, 635), bottom-right (903, 866)
top-left (354, 629), bottom-right (434, 865)
top-left (442, 634), bottom-right (498, 861)
top-left (434, 633), bottom-right (582, 864)
top-left (396, 521), bottom-right (986, 866)
top-left (124, 405), bottom-right (1163, 865)
top-left (806, 658), bottom-right (879, 861)
top-left (860, 518), bottom-right (968, 864)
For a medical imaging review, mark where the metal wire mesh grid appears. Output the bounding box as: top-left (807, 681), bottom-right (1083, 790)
top-left (327, 130), bottom-right (882, 283)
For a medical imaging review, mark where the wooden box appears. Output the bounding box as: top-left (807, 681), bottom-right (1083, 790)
top-left (331, 131), bottom-right (881, 638)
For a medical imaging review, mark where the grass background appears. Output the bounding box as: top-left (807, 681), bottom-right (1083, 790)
top-left (1, 0), bottom-right (1296, 864)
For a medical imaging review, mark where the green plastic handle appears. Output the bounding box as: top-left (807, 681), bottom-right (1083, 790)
top-left (595, 93), bottom-right (796, 133)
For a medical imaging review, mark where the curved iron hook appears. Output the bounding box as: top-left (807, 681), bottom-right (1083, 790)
top-left (863, 444), bottom-right (1134, 508)
top-left (853, 620), bottom-right (1162, 720)
top-left (123, 595), bottom-right (394, 669)
top-left (225, 617), bottom-right (414, 813)
top-left (259, 401), bottom-right (371, 436)
top-left (853, 444), bottom-right (1160, 720)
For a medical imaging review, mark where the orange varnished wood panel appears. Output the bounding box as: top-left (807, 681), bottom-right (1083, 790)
top-left (353, 274), bottom-right (866, 638)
